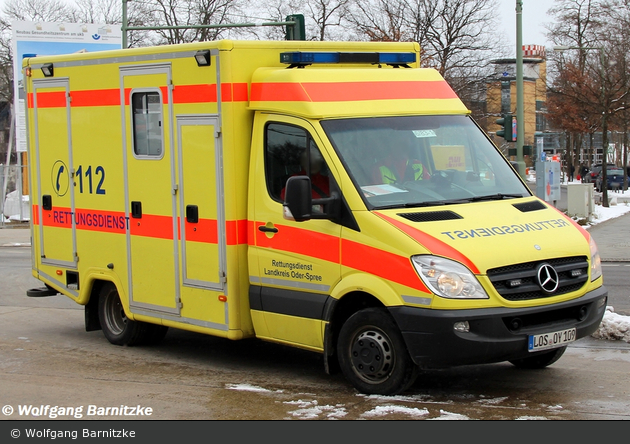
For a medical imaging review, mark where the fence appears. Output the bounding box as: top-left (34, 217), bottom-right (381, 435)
top-left (1, 164), bottom-right (29, 227)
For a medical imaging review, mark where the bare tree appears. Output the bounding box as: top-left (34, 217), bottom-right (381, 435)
top-left (72, 0), bottom-right (121, 24)
top-left (305, 0), bottom-right (350, 41)
top-left (148, 0), bottom-right (244, 44)
top-left (547, 0), bottom-right (630, 205)
top-left (600, 0), bottom-right (630, 190)
top-left (345, 0), bottom-right (502, 126)
top-left (2, 0), bottom-right (76, 22)
top-left (546, 0), bottom-right (602, 57)
top-left (244, 1), bottom-right (296, 40)
top-left (0, 21), bottom-right (15, 104)
top-left (245, 0), bottom-right (350, 41)
top-left (0, 0), bottom-right (76, 105)
top-left (346, 0), bottom-right (409, 42)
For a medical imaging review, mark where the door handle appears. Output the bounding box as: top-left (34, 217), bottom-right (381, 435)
top-left (131, 201), bottom-right (142, 218)
top-left (186, 205), bottom-right (198, 223)
top-left (258, 225), bottom-right (278, 233)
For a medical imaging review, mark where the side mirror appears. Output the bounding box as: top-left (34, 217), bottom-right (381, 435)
top-left (283, 175), bottom-right (312, 222)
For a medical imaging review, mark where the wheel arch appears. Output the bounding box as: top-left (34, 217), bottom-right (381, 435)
top-left (323, 273), bottom-right (404, 376)
top-left (83, 277), bottom-right (124, 332)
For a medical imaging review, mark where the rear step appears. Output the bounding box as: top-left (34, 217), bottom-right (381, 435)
top-left (26, 286), bottom-right (59, 297)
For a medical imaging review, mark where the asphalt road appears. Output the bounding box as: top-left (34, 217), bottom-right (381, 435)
top-left (0, 237), bottom-right (629, 421)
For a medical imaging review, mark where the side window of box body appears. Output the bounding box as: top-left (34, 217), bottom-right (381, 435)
top-left (131, 90), bottom-right (164, 159)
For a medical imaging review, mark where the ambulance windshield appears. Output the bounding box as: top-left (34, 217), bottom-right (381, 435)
top-left (321, 115), bottom-right (530, 209)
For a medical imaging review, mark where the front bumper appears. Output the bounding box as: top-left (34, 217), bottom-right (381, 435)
top-left (389, 286), bottom-right (608, 369)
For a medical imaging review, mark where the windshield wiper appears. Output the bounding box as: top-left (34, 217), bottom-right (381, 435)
top-left (402, 199), bottom-right (472, 208)
top-left (374, 194), bottom-right (524, 210)
top-left (374, 201), bottom-right (448, 210)
top-left (469, 193), bottom-right (524, 202)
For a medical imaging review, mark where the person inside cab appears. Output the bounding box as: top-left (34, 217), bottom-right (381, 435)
top-left (372, 136), bottom-right (430, 184)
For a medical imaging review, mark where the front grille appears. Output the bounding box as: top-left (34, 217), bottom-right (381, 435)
top-left (487, 256), bottom-right (589, 301)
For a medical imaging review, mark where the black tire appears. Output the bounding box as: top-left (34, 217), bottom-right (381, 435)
top-left (337, 308), bottom-right (418, 395)
top-left (97, 283), bottom-right (168, 346)
top-left (509, 346), bottom-right (567, 369)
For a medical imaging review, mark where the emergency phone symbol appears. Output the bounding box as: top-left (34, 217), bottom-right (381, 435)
top-left (51, 160), bottom-right (69, 197)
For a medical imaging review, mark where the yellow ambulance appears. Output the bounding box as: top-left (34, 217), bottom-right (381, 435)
top-left (24, 40), bottom-right (607, 395)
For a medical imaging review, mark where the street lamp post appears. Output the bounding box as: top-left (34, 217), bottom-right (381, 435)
top-left (516, 1), bottom-right (525, 179)
top-left (553, 45), bottom-right (609, 207)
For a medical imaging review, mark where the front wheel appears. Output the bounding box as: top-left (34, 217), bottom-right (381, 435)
top-left (509, 346), bottom-right (567, 369)
top-left (98, 283), bottom-right (167, 346)
top-left (337, 308), bottom-right (418, 395)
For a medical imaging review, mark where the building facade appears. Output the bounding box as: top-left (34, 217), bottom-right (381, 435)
top-left (487, 45), bottom-right (552, 166)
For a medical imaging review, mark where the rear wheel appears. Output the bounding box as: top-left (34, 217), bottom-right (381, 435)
top-left (509, 346), bottom-right (567, 369)
top-left (98, 283), bottom-right (167, 346)
top-left (337, 308), bottom-right (418, 395)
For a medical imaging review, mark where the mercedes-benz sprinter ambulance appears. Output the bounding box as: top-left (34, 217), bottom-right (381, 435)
top-left (24, 40), bottom-right (607, 395)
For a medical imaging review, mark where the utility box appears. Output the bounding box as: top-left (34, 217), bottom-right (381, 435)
top-left (567, 183), bottom-right (594, 220)
top-left (535, 161), bottom-right (561, 204)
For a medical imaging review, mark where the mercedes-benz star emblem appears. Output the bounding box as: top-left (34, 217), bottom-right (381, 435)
top-left (537, 263), bottom-right (559, 294)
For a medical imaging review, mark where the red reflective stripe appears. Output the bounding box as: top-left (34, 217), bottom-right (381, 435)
top-left (171, 83), bottom-right (248, 103)
top-left (254, 222), bottom-right (340, 263)
top-left (247, 220), bottom-right (257, 246)
top-left (556, 207), bottom-right (590, 242)
top-left (173, 84), bottom-right (216, 103)
top-left (231, 83), bottom-right (249, 101)
top-left (304, 81), bottom-right (458, 101)
top-left (38, 207), bottom-right (128, 234)
top-left (251, 220), bottom-right (428, 292)
top-left (226, 219), bottom-right (248, 245)
top-left (31, 91), bottom-right (66, 108)
top-left (250, 81), bottom-right (457, 102)
top-left (71, 89), bottom-right (120, 106)
top-left (28, 84), bottom-right (247, 108)
top-left (184, 219), bottom-right (218, 243)
top-left (250, 82), bottom-right (310, 102)
top-left (34, 205), bottom-right (249, 244)
top-left (341, 238), bottom-right (430, 292)
top-left (375, 212), bottom-right (480, 274)
top-left (129, 214), bottom-right (173, 239)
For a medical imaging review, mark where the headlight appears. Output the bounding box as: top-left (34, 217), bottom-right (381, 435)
top-left (411, 255), bottom-right (488, 299)
top-left (590, 237), bottom-right (602, 281)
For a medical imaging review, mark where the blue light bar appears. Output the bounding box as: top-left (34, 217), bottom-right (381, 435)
top-left (280, 52), bottom-right (416, 66)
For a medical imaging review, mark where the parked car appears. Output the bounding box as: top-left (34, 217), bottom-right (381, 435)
top-left (583, 164), bottom-right (602, 184)
top-left (595, 167), bottom-right (626, 192)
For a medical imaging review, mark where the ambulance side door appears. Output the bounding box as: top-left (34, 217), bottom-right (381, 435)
top-left (249, 115), bottom-right (341, 349)
top-left (31, 78), bottom-right (77, 269)
top-left (121, 64), bottom-right (180, 315)
top-left (175, 114), bottom-right (229, 329)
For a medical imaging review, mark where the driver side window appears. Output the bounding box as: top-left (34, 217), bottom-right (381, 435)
top-left (264, 122), bottom-right (330, 202)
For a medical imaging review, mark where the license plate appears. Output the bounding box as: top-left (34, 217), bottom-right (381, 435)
top-left (528, 328), bottom-right (576, 352)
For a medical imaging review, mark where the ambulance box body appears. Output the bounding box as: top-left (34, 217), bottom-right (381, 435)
top-left (24, 40), bottom-right (607, 395)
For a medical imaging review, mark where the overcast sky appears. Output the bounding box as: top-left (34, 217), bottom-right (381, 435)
top-left (0, 0), bottom-right (557, 52)
top-left (498, 0), bottom-right (555, 49)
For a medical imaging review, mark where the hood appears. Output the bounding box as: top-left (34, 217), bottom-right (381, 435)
top-left (374, 198), bottom-right (590, 275)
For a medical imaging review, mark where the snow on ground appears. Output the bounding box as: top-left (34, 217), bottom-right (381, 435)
top-left (592, 306), bottom-right (630, 342)
top-left (557, 179), bottom-right (630, 343)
